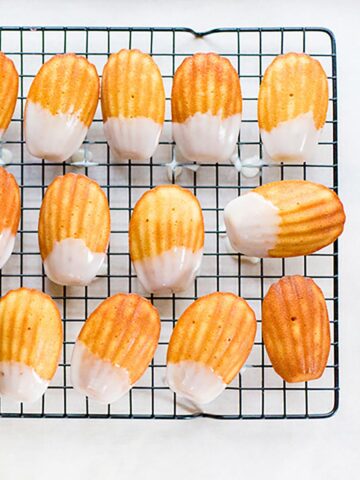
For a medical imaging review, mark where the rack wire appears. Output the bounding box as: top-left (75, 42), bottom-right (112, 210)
top-left (0, 26), bottom-right (338, 419)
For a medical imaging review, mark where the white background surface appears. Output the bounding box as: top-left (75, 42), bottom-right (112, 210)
top-left (0, 0), bottom-right (359, 479)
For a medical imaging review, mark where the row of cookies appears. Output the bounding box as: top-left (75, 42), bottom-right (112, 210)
top-left (0, 274), bottom-right (330, 404)
top-left (0, 49), bottom-right (328, 165)
top-left (0, 169), bottom-right (345, 290)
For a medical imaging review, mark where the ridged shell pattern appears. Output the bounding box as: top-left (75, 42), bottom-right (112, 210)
top-left (167, 292), bottom-right (257, 384)
top-left (262, 276), bottom-right (330, 382)
top-left (76, 293), bottom-right (160, 384)
top-left (101, 49), bottom-right (165, 123)
top-left (39, 173), bottom-right (110, 260)
top-left (256, 180), bottom-right (345, 257)
top-left (130, 185), bottom-right (204, 261)
top-left (0, 288), bottom-right (62, 380)
top-left (26, 53), bottom-right (99, 126)
top-left (172, 53), bottom-right (242, 122)
top-left (258, 53), bottom-right (328, 132)
top-left (0, 167), bottom-right (20, 236)
top-left (0, 52), bottom-right (18, 134)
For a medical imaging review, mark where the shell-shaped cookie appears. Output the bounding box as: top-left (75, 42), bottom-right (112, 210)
top-left (25, 53), bottom-right (99, 162)
top-left (224, 180), bottom-right (345, 258)
top-left (101, 49), bottom-right (165, 161)
top-left (0, 52), bottom-right (18, 139)
top-left (258, 53), bottom-right (329, 162)
top-left (167, 292), bottom-right (256, 404)
top-left (0, 167), bottom-right (20, 269)
top-left (0, 288), bottom-right (62, 402)
top-left (129, 185), bottom-right (204, 294)
top-left (172, 52), bottom-right (242, 164)
top-left (262, 275), bottom-right (330, 382)
top-left (38, 173), bottom-right (110, 286)
top-left (71, 293), bottom-right (160, 404)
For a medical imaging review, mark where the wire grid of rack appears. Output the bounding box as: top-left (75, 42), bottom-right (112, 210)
top-left (0, 26), bottom-right (338, 419)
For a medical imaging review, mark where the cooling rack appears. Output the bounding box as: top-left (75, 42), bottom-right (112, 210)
top-left (0, 26), bottom-right (338, 419)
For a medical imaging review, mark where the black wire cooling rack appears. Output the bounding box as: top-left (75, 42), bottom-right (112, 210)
top-left (0, 26), bottom-right (338, 419)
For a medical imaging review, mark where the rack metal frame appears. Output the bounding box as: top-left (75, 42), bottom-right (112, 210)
top-left (0, 26), bottom-right (338, 419)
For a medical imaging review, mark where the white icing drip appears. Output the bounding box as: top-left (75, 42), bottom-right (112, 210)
top-left (70, 148), bottom-right (97, 167)
top-left (0, 361), bottom-right (49, 403)
top-left (71, 341), bottom-right (131, 404)
top-left (25, 101), bottom-right (88, 163)
top-left (172, 112), bottom-right (242, 164)
top-left (166, 158), bottom-right (183, 181)
top-left (0, 147), bottom-right (13, 166)
top-left (104, 116), bottom-right (162, 161)
top-left (223, 235), bottom-right (260, 264)
top-left (133, 247), bottom-right (203, 294)
top-left (0, 228), bottom-right (16, 269)
top-left (261, 112), bottom-right (321, 163)
top-left (242, 255), bottom-right (261, 265)
top-left (167, 361), bottom-right (226, 405)
top-left (238, 155), bottom-right (262, 178)
top-left (44, 238), bottom-right (106, 286)
top-left (224, 192), bottom-right (280, 257)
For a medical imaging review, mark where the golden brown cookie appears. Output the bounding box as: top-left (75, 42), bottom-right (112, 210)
top-left (0, 288), bottom-right (62, 402)
top-left (25, 53), bottom-right (99, 162)
top-left (38, 173), bottom-right (110, 286)
top-left (172, 52), bottom-right (242, 163)
top-left (101, 49), bottom-right (165, 161)
top-left (224, 180), bottom-right (345, 258)
top-left (0, 167), bottom-right (20, 268)
top-left (71, 293), bottom-right (160, 404)
top-left (167, 292), bottom-right (256, 404)
top-left (129, 185), bottom-right (204, 293)
top-left (0, 52), bottom-right (18, 138)
top-left (258, 53), bottom-right (328, 162)
top-left (262, 275), bottom-right (330, 382)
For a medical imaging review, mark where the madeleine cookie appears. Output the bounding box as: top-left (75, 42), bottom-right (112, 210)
top-left (224, 180), bottom-right (345, 258)
top-left (0, 167), bottom-right (20, 269)
top-left (172, 53), bottom-right (242, 164)
top-left (258, 53), bottom-right (328, 162)
top-left (167, 292), bottom-right (256, 404)
top-left (71, 293), bottom-right (160, 404)
top-left (38, 173), bottom-right (110, 286)
top-left (0, 52), bottom-right (18, 139)
top-left (262, 276), bottom-right (330, 382)
top-left (129, 185), bottom-right (204, 293)
top-left (0, 288), bottom-right (62, 402)
top-left (102, 49), bottom-right (165, 161)
top-left (25, 53), bottom-right (99, 162)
